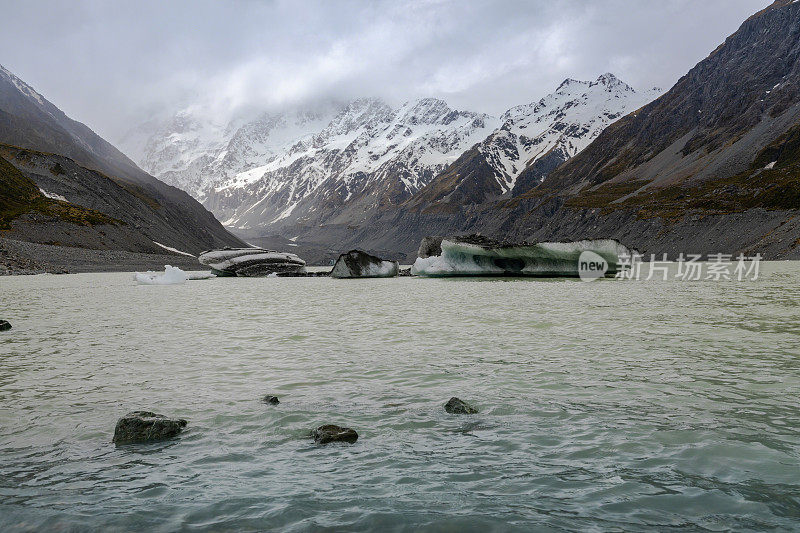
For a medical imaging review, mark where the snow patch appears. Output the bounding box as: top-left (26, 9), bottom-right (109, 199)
top-left (764, 161), bottom-right (777, 170)
top-left (152, 241), bottom-right (196, 257)
top-left (39, 189), bottom-right (68, 202)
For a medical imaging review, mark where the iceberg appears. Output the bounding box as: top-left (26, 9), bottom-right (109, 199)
top-left (134, 265), bottom-right (188, 285)
top-left (330, 250), bottom-right (399, 278)
top-left (197, 247), bottom-right (306, 277)
top-left (411, 235), bottom-right (632, 278)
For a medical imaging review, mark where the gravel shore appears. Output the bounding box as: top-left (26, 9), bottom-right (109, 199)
top-left (0, 238), bottom-right (204, 275)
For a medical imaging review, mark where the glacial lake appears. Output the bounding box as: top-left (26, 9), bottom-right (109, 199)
top-left (1, 265), bottom-right (799, 531)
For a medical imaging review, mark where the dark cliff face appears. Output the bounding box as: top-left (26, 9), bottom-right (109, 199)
top-left (544, 0), bottom-right (800, 192)
top-left (403, 146), bottom-right (504, 210)
top-left (0, 65), bottom-right (244, 253)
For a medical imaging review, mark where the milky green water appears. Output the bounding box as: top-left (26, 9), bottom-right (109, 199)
top-left (1, 265), bottom-right (799, 532)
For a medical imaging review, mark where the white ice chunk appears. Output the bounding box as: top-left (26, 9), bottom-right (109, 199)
top-left (134, 265), bottom-right (188, 285)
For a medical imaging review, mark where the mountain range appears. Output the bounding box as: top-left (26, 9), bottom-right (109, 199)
top-left (123, 73), bottom-right (660, 240)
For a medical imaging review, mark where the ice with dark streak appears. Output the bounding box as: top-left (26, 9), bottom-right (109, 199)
top-left (411, 235), bottom-right (633, 277)
top-left (198, 247), bottom-right (306, 277)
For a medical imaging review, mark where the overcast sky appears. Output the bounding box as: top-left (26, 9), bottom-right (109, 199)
top-left (0, 0), bottom-right (768, 141)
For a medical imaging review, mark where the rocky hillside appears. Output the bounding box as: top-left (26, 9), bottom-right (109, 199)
top-left (0, 65), bottom-right (244, 254)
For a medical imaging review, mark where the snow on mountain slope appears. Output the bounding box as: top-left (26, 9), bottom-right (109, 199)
top-left (406, 74), bottom-right (662, 208)
top-left (481, 73), bottom-right (661, 194)
top-left (124, 73), bottom-right (659, 234)
top-left (118, 104), bottom-right (341, 200)
top-left (207, 97), bottom-right (500, 229)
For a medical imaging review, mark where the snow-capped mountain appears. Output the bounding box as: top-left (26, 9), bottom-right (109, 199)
top-left (408, 73), bottom-right (662, 208)
top-left (118, 104), bottom-right (342, 200)
top-left (124, 73), bottom-right (659, 235)
top-left (488, 73), bottom-right (661, 193)
top-left (205, 97), bottom-right (500, 229)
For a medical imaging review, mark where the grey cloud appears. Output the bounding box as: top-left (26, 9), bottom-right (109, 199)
top-left (0, 0), bottom-right (768, 141)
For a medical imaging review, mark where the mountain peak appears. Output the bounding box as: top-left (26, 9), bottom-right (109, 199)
top-left (591, 72), bottom-right (635, 92)
top-left (556, 78), bottom-right (584, 91)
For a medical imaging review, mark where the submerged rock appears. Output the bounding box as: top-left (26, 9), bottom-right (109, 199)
top-left (262, 395), bottom-right (280, 405)
top-left (330, 250), bottom-right (398, 279)
top-left (198, 247), bottom-right (306, 277)
top-left (311, 424), bottom-right (359, 444)
top-left (444, 397), bottom-right (478, 414)
top-left (0, 320), bottom-right (11, 331)
top-left (112, 411), bottom-right (187, 445)
top-left (411, 234), bottom-right (633, 278)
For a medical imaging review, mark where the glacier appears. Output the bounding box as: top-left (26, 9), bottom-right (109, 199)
top-left (411, 236), bottom-right (632, 278)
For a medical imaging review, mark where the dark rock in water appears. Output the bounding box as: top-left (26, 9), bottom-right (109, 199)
top-left (0, 320), bottom-right (11, 331)
top-left (444, 397), bottom-right (478, 414)
top-left (112, 411), bottom-right (187, 445)
top-left (262, 395), bottom-right (280, 405)
top-left (330, 250), bottom-right (398, 278)
top-left (312, 424), bottom-right (358, 444)
top-left (418, 236), bottom-right (443, 259)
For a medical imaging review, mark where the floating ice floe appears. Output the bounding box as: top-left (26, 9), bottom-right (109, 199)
top-left (330, 250), bottom-right (399, 278)
top-left (186, 271), bottom-right (216, 280)
top-left (198, 247), bottom-right (306, 277)
top-left (134, 265), bottom-right (188, 285)
top-left (411, 235), bottom-right (633, 278)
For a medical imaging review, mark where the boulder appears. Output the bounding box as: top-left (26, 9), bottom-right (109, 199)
top-left (444, 397), bottom-right (478, 414)
top-left (112, 411), bottom-right (187, 445)
top-left (330, 250), bottom-right (398, 278)
top-left (0, 320), bottom-right (11, 331)
top-left (311, 424), bottom-right (359, 444)
top-left (262, 395), bottom-right (280, 405)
